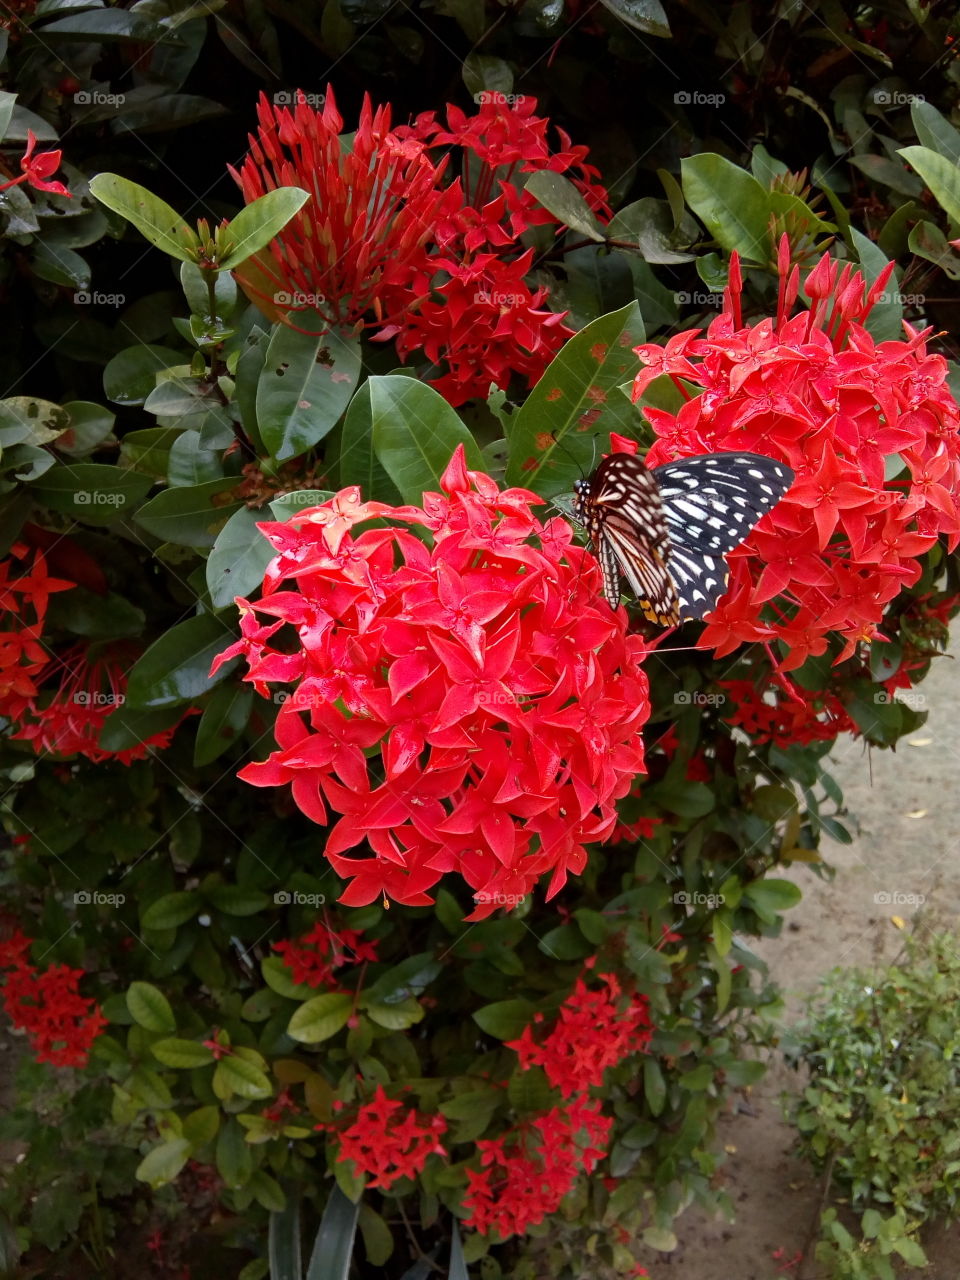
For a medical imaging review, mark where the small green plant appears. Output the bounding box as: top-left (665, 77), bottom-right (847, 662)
top-left (785, 928), bottom-right (960, 1278)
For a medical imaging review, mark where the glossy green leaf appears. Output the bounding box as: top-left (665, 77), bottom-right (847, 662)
top-left (268, 489), bottom-right (335, 522)
top-left (141, 891), bottom-right (203, 930)
top-left (306, 1185), bottom-right (361, 1277)
top-left (503, 302), bottom-right (645, 497)
top-left (911, 100), bottom-right (960, 167)
top-left (219, 187), bottom-right (310, 270)
top-left (205, 884), bottom-right (271, 915)
top-left (597, 0), bottom-right (668, 35)
top-left (899, 145), bottom-right (960, 224)
top-left (151, 1037), bottom-right (215, 1068)
top-left (472, 999), bottom-right (536, 1040)
top-left (214, 1055), bottom-right (272, 1100)
top-left (39, 9), bottom-right (184, 41)
top-left (0, 396), bottom-right (69, 447)
top-left (607, 197), bottom-right (697, 264)
top-left (134, 478), bottom-right (242, 548)
top-left (126, 981), bottom-right (176, 1033)
top-left (205, 506), bottom-right (274, 609)
top-left (193, 682), bottom-right (254, 767)
top-left (58, 400), bottom-right (117, 456)
top-left (339, 380), bottom-right (404, 503)
top-left (98, 703), bottom-right (184, 752)
top-left (524, 170), bottom-right (605, 241)
top-left (257, 323), bottom-right (361, 461)
top-left (268, 1192), bottom-right (302, 1280)
top-left (89, 174), bottom-right (198, 261)
top-left (367, 374), bottom-right (483, 502)
top-left (743, 877), bottom-right (802, 923)
top-left (125, 614), bottom-right (239, 708)
top-left (135, 1139), bottom-right (191, 1188)
top-left (287, 992), bottom-right (353, 1044)
top-left (27, 463), bottom-right (152, 526)
top-left (216, 1118), bottom-right (253, 1189)
top-left (681, 154), bottom-right (770, 262)
top-left (103, 344), bottom-right (183, 406)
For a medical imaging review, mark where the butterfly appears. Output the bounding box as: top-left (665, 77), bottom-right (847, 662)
top-left (572, 451), bottom-right (795, 625)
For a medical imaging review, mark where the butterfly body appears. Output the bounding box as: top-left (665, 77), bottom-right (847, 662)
top-left (572, 451), bottom-right (794, 624)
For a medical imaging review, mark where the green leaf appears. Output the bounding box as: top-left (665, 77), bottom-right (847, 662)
top-left (39, 9), bottom-right (185, 41)
top-left (911, 100), bottom-right (960, 167)
top-left (125, 614), bottom-right (239, 708)
top-left (27, 463), bottom-right (152, 526)
top-left (134, 478), bottom-right (242, 548)
top-left (250, 1171), bottom-right (287, 1213)
top-left (898, 146), bottom-right (960, 224)
top-left (194, 682), bottom-right (254, 766)
top-left (358, 1204), bottom-right (394, 1268)
top-left (364, 952), bottom-right (441, 1003)
top-left (681, 154), bottom-right (771, 262)
top-left (287, 993), bottom-right (353, 1044)
top-left (448, 1224), bottom-right (468, 1280)
top-left (126, 981), bottom-right (176, 1033)
top-left (644, 1058), bottom-right (666, 1116)
top-left (183, 1105), bottom-right (220, 1148)
top-left (135, 1138), bottom-right (191, 1188)
top-left (206, 884), bottom-right (271, 915)
top-left (892, 1237), bottom-right (927, 1267)
top-left (503, 302), bottom-right (645, 497)
top-left (472, 999), bottom-right (535, 1040)
top-left (365, 998), bottom-right (424, 1030)
top-left (32, 241), bottom-right (90, 289)
top-left (367, 375), bottom-right (484, 503)
top-left (257, 323), bottom-right (361, 461)
top-left (103, 344), bottom-right (183, 406)
top-left (607, 197), bottom-right (696, 264)
top-left (141, 891), bottom-right (202, 931)
top-left (0, 92), bottom-right (16, 142)
top-left (206, 506), bottom-right (274, 609)
top-left (151, 1037), bottom-right (215, 1068)
top-left (642, 1226), bottom-right (678, 1252)
top-left (850, 154), bottom-right (923, 198)
top-left (597, 0), bottom-right (668, 34)
top-left (524, 171), bottom-right (605, 241)
top-left (89, 174), bottom-right (199, 262)
top-left (214, 1055), bottom-right (272, 1100)
top-left (0, 396), bottom-right (70, 447)
top-left (268, 489), bottom-right (335, 522)
top-left (269, 1192), bottom-right (302, 1280)
top-left (306, 1185), bottom-right (360, 1277)
top-left (751, 784), bottom-right (798, 823)
top-left (339, 380), bottom-right (404, 502)
top-left (216, 1118), bottom-right (253, 1190)
top-left (262, 955), bottom-right (316, 1001)
top-left (743, 877), bottom-right (802, 923)
top-left (219, 188), bottom-right (310, 271)
top-left (58, 401), bottom-right (117, 457)
top-left (98, 703), bottom-right (184, 753)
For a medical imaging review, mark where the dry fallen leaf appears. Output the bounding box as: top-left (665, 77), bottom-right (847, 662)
top-left (906, 809), bottom-right (928, 819)
top-left (907, 738), bottom-right (932, 747)
top-left (891, 915), bottom-right (906, 930)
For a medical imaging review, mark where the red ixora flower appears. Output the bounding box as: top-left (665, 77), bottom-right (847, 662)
top-left (216, 447), bottom-right (650, 917)
top-left (0, 933), bottom-right (106, 1068)
top-left (0, 130), bottom-right (71, 197)
top-left (11, 642), bottom-right (179, 763)
top-left (319, 1084), bottom-right (447, 1190)
top-left (273, 919), bottom-right (378, 988)
top-left (507, 965), bottom-right (653, 1097)
top-left (231, 87), bottom-right (606, 406)
top-left (0, 543), bottom-right (74, 723)
top-left (463, 1094), bottom-right (612, 1238)
top-left (636, 237), bottom-right (960, 670)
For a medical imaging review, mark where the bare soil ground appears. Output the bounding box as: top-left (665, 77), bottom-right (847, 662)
top-left (644, 647), bottom-right (960, 1279)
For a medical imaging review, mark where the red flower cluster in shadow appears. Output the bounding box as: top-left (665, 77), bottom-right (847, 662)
top-left (320, 1084), bottom-right (447, 1190)
top-left (217, 447), bottom-right (650, 916)
top-left (719, 678), bottom-right (858, 747)
top-left (273, 919), bottom-right (378, 988)
top-left (507, 967), bottom-right (653, 1097)
top-left (0, 544), bottom-right (73, 723)
top-left (638, 239), bottom-right (960, 669)
top-left (0, 930), bottom-right (106, 1067)
top-left (232, 87), bottom-right (607, 405)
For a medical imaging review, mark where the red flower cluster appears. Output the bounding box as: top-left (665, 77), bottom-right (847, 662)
top-left (0, 129), bottom-right (70, 198)
top-left (0, 931), bottom-right (106, 1067)
top-left (218, 448), bottom-right (650, 916)
top-left (321, 1085), bottom-right (447, 1190)
top-left (507, 968), bottom-right (653, 1097)
top-left (719, 678), bottom-right (858, 747)
top-left (273, 920), bottom-right (378, 988)
top-left (11, 642), bottom-right (178, 764)
top-left (637, 240), bottom-right (960, 669)
top-left (463, 1095), bottom-right (612, 1237)
top-left (232, 87), bottom-right (607, 405)
top-left (0, 544), bottom-right (73, 723)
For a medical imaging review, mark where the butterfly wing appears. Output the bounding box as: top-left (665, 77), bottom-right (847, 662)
top-left (574, 454), bottom-right (680, 624)
top-left (650, 452), bottom-right (794, 620)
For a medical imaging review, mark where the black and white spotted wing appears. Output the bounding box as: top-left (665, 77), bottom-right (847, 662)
top-left (572, 451), bottom-right (794, 624)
